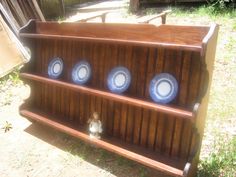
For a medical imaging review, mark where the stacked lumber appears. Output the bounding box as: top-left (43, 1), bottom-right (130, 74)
top-left (0, 0), bottom-right (45, 33)
top-left (0, 0), bottom-right (40, 77)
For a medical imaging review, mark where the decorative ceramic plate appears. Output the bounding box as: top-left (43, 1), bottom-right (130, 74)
top-left (149, 73), bottom-right (178, 104)
top-left (48, 57), bottom-right (63, 79)
top-left (72, 61), bottom-right (91, 85)
top-left (107, 66), bottom-right (131, 94)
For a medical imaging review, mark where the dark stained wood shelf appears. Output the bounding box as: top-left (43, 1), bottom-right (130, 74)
top-left (20, 72), bottom-right (194, 120)
top-left (20, 108), bottom-right (187, 177)
top-left (19, 33), bottom-right (202, 52)
top-left (19, 20), bottom-right (212, 52)
top-left (19, 20), bottom-right (219, 177)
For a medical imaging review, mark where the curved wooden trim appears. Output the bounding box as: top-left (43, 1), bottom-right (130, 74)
top-left (202, 23), bottom-right (219, 45)
top-left (201, 23), bottom-right (219, 57)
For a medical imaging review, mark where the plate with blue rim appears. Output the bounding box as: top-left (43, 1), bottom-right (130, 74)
top-left (48, 57), bottom-right (63, 79)
top-left (72, 60), bottom-right (91, 85)
top-left (107, 66), bottom-right (131, 94)
top-left (149, 73), bottom-right (178, 104)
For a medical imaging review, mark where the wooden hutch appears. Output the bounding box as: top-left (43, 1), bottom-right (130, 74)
top-left (19, 20), bottom-right (218, 177)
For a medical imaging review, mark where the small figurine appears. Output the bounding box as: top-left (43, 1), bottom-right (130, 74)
top-left (87, 112), bottom-right (103, 139)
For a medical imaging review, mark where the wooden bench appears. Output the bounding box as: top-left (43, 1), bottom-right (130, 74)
top-left (66, 10), bottom-right (171, 24)
top-left (19, 20), bottom-right (219, 177)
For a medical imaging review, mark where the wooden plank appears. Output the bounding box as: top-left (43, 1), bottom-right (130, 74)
top-left (106, 44), bottom-right (118, 136)
top-left (20, 33), bottom-right (202, 53)
top-left (133, 46), bottom-right (148, 145)
top-left (40, 39), bottom-right (47, 113)
top-left (148, 110), bottom-right (158, 150)
top-left (161, 49), bottom-right (176, 155)
top-left (20, 109), bottom-right (185, 177)
top-left (154, 48), bottom-right (165, 152)
top-left (32, 0), bottom-right (46, 21)
top-left (88, 43), bottom-right (97, 125)
top-left (145, 48), bottom-right (158, 150)
top-left (17, 0), bottom-right (32, 21)
top-left (45, 40), bottom-right (53, 114)
top-left (100, 44), bottom-right (111, 133)
top-left (33, 41), bottom-right (42, 111)
top-left (126, 105), bottom-right (134, 143)
top-left (19, 21), bottom-right (213, 52)
top-left (186, 52), bottom-right (201, 158)
top-left (84, 42), bottom-right (95, 124)
top-left (60, 41), bottom-right (68, 120)
top-left (25, 0), bottom-right (38, 19)
top-left (125, 45), bottom-right (137, 143)
top-left (78, 42), bottom-right (86, 124)
top-left (119, 45), bottom-right (133, 140)
top-left (94, 44), bottom-right (105, 128)
top-left (171, 50), bottom-right (184, 157)
top-left (178, 51), bottom-right (192, 159)
top-left (8, 0), bottom-right (27, 25)
top-left (20, 72), bottom-right (194, 119)
top-left (68, 40), bottom-right (76, 122)
top-left (0, 0), bottom-right (20, 32)
top-left (66, 41), bottom-right (72, 120)
top-left (113, 45), bottom-right (125, 138)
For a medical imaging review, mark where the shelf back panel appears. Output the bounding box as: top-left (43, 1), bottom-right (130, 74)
top-left (29, 80), bottom-right (197, 160)
top-left (23, 38), bottom-right (203, 160)
top-left (32, 39), bottom-right (202, 108)
top-left (34, 22), bottom-right (209, 47)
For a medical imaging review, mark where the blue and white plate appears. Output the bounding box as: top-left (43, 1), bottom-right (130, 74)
top-left (48, 57), bottom-right (63, 79)
top-left (72, 61), bottom-right (91, 85)
top-left (149, 73), bottom-right (178, 104)
top-left (107, 66), bottom-right (131, 94)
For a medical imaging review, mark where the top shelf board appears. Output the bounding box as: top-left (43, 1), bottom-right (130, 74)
top-left (19, 20), bottom-right (216, 52)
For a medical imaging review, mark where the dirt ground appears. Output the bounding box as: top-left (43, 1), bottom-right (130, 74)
top-left (1, 1), bottom-right (236, 177)
top-left (0, 83), bottom-right (169, 177)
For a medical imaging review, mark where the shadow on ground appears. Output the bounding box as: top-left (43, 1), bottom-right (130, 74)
top-left (24, 122), bottom-right (170, 177)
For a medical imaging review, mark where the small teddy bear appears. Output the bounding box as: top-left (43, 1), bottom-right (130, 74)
top-left (87, 112), bottom-right (103, 139)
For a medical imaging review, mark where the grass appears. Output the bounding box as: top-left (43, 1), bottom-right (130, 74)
top-left (169, 3), bottom-right (236, 17)
top-left (165, 4), bottom-right (236, 177)
top-left (198, 136), bottom-right (236, 177)
top-left (1, 121), bottom-right (13, 133)
top-left (0, 69), bottom-right (22, 107)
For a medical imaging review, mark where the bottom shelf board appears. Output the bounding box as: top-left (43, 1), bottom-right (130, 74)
top-left (20, 108), bottom-right (187, 177)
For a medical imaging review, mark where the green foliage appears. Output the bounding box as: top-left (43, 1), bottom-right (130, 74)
top-left (198, 136), bottom-right (236, 177)
top-left (204, 0), bottom-right (235, 15)
top-left (0, 69), bottom-right (21, 86)
top-left (170, 4), bottom-right (236, 17)
top-left (1, 121), bottom-right (13, 133)
top-left (0, 69), bottom-right (22, 106)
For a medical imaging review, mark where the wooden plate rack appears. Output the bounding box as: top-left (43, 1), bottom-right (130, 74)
top-left (19, 20), bottom-right (219, 177)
